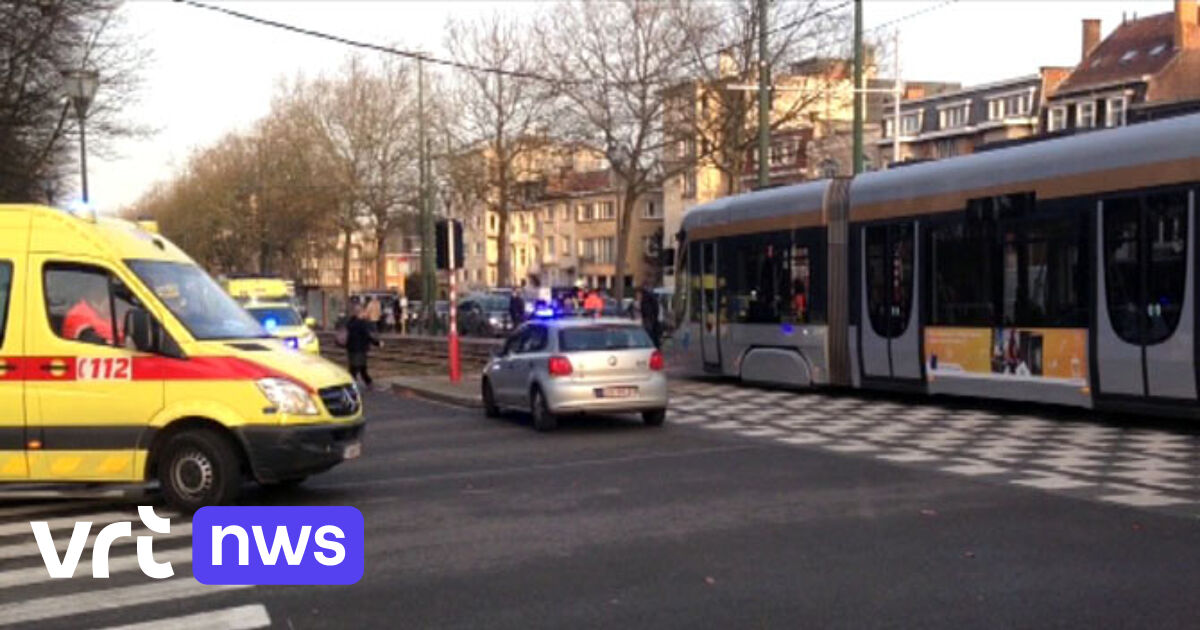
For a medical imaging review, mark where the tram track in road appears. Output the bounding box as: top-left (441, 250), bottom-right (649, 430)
top-left (669, 379), bottom-right (1200, 518)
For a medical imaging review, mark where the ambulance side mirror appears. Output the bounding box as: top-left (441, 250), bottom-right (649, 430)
top-left (305, 317), bottom-right (317, 329)
top-left (125, 307), bottom-right (157, 353)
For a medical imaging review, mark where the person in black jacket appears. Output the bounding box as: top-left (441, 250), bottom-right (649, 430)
top-left (344, 304), bottom-right (383, 387)
top-left (638, 286), bottom-right (661, 347)
top-left (508, 289), bottom-right (525, 329)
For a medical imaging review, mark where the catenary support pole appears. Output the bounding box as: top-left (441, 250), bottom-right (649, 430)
top-left (757, 0), bottom-right (770, 189)
top-left (852, 0), bottom-right (863, 174)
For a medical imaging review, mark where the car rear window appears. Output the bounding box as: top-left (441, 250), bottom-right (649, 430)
top-left (559, 325), bottom-right (653, 351)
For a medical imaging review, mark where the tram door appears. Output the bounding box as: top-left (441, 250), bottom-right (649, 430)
top-left (1097, 190), bottom-right (1195, 399)
top-left (860, 222), bottom-right (923, 381)
top-left (699, 241), bottom-right (723, 370)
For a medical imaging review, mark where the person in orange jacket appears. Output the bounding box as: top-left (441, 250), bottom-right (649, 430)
top-left (583, 290), bottom-right (604, 316)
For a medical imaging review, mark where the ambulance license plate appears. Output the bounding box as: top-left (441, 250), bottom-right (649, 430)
top-left (342, 442), bottom-right (362, 460)
top-left (596, 386), bottom-right (637, 399)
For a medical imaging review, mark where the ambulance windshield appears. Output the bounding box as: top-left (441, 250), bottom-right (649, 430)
top-left (126, 260), bottom-right (268, 340)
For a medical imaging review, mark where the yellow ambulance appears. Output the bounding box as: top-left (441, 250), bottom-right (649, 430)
top-left (223, 277), bottom-right (320, 355)
top-left (0, 205), bottom-right (364, 510)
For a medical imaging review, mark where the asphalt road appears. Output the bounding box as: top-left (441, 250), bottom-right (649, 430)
top-left (2, 387), bottom-right (1200, 629)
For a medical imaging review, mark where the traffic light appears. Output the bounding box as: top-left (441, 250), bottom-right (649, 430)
top-left (435, 219), bottom-right (464, 270)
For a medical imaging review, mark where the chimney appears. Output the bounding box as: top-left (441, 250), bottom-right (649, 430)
top-left (1176, 0), bottom-right (1200, 50)
top-left (1082, 19), bottom-right (1101, 62)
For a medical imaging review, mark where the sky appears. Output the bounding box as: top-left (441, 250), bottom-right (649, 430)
top-left (86, 0), bottom-right (1176, 215)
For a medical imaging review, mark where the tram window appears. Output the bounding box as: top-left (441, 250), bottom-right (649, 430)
top-left (727, 233), bottom-right (788, 324)
top-left (931, 220), bottom-right (991, 326)
top-left (889, 224), bottom-right (914, 337)
top-left (688, 242), bottom-right (702, 324)
top-left (790, 245), bottom-right (811, 323)
top-left (865, 226), bottom-right (890, 337)
top-left (1104, 197), bottom-right (1142, 344)
top-left (1003, 218), bottom-right (1085, 327)
top-left (1145, 191), bottom-right (1188, 344)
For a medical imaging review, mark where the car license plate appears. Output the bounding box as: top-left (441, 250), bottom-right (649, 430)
top-left (596, 386), bottom-right (637, 399)
top-left (342, 442), bottom-right (362, 460)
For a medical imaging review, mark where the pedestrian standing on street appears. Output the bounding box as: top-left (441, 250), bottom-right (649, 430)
top-left (639, 285), bottom-right (662, 347)
top-left (345, 303), bottom-right (383, 388)
top-left (365, 297), bottom-right (382, 332)
top-left (508, 288), bottom-right (525, 329)
top-left (583, 289), bottom-right (604, 317)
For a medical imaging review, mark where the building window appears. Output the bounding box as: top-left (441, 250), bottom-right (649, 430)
top-left (643, 200), bottom-right (661, 219)
top-left (1077, 101), bottom-right (1096, 129)
top-left (683, 171), bottom-right (697, 198)
top-left (559, 204), bottom-right (568, 221)
top-left (1106, 97), bottom-right (1126, 127)
top-left (883, 118), bottom-right (894, 138)
top-left (562, 236), bottom-right (571, 256)
top-left (597, 202), bottom-right (616, 220)
top-left (489, 214), bottom-right (497, 231)
top-left (475, 242), bottom-right (484, 256)
top-left (1119, 49), bottom-right (1139, 64)
top-left (1048, 106), bottom-right (1066, 132)
top-left (1150, 43), bottom-right (1168, 56)
top-left (987, 99), bottom-right (1003, 121)
top-left (577, 203), bottom-right (595, 222)
top-left (995, 92), bottom-right (1031, 118)
top-left (901, 113), bottom-right (920, 135)
top-left (934, 139), bottom-right (958, 159)
top-left (939, 104), bottom-right (968, 130)
top-left (597, 238), bottom-right (616, 263)
top-left (545, 236), bottom-right (555, 258)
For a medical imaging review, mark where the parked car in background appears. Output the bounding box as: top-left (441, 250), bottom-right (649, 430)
top-left (457, 294), bottom-right (512, 337)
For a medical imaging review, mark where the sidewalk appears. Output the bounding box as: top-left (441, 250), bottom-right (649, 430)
top-left (384, 373), bottom-right (483, 408)
top-left (383, 368), bottom-right (695, 410)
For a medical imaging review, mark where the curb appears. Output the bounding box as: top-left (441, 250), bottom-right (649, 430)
top-left (388, 381), bottom-right (482, 409)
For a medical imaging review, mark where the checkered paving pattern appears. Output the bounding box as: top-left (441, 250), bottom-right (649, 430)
top-left (668, 380), bottom-right (1200, 517)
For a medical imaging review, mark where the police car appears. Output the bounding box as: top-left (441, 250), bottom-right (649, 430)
top-left (481, 311), bottom-right (668, 432)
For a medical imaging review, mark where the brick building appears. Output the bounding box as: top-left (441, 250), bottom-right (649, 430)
top-left (1046, 1), bottom-right (1200, 132)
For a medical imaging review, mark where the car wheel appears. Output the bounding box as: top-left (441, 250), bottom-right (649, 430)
top-left (531, 387), bottom-right (557, 432)
top-left (157, 429), bottom-right (242, 512)
top-left (482, 379), bottom-right (501, 418)
top-left (642, 409), bottom-right (666, 427)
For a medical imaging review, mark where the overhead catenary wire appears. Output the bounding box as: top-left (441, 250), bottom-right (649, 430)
top-left (174, 0), bottom-right (953, 87)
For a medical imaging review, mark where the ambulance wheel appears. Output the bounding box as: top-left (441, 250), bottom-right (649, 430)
top-left (157, 430), bottom-right (242, 511)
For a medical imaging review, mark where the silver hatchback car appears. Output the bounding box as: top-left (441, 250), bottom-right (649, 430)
top-left (481, 317), bottom-right (668, 431)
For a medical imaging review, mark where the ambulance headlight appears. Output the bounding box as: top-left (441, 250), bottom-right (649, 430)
top-left (256, 378), bottom-right (319, 415)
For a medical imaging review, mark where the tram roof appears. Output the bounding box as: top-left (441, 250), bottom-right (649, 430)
top-left (849, 111), bottom-right (1200, 221)
top-left (680, 179), bottom-right (829, 236)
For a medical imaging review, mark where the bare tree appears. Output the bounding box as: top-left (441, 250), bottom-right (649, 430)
top-left (446, 13), bottom-right (551, 288)
top-left (302, 55), bottom-right (421, 299)
top-left (0, 0), bottom-right (149, 203)
top-left (539, 0), bottom-right (698, 300)
top-left (674, 0), bottom-right (851, 195)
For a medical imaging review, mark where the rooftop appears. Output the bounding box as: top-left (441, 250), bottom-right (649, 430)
top-left (1055, 12), bottom-right (1178, 95)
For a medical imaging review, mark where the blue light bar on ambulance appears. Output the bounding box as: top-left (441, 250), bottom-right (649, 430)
top-left (263, 317), bottom-right (279, 331)
top-left (532, 307), bottom-right (556, 319)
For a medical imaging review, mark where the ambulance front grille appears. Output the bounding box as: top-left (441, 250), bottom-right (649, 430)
top-left (319, 384), bottom-right (361, 417)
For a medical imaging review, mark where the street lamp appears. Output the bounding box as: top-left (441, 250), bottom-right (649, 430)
top-left (60, 68), bottom-right (99, 203)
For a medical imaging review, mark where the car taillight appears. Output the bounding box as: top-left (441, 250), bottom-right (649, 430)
top-left (548, 355), bottom-right (573, 377)
top-left (649, 350), bottom-right (664, 371)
